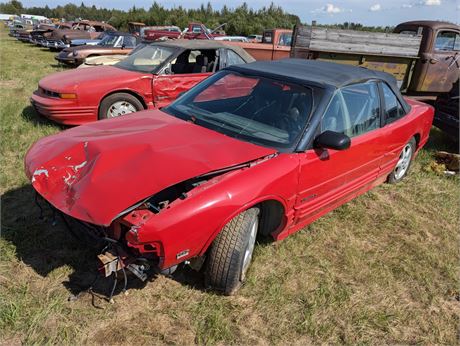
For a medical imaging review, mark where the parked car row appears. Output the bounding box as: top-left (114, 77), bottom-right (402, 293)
top-left (12, 20), bottom-right (116, 50)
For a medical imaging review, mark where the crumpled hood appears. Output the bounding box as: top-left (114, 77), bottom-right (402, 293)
top-left (25, 110), bottom-right (275, 226)
top-left (38, 66), bottom-right (143, 92)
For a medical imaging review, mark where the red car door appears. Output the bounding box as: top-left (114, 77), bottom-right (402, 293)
top-left (292, 81), bottom-right (386, 229)
top-left (378, 82), bottom-right (419, 175)
top-left (152, 73), bottom-right (211, 109)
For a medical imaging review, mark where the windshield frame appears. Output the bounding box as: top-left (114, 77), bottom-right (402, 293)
top-left (114, 44), bottom-right (180, 74)
top-left (163, 70), bottom-right (321, 152)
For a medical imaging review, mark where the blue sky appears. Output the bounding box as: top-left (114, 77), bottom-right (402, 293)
top-left (26, 0), bottom-right (459, 26)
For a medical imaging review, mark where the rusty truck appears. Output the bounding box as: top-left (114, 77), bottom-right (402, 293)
top-left (227, 21), bottom-right (459, 97)
top-left (291, 21), bottom-right (459, 97)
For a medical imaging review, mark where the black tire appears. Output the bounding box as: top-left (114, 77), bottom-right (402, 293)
top-left (387, 137), bottom-right (416, 184)
top-left (98, 92), bottom-right (144, 120)
top-left (205, 207), bottom-right (260, 295)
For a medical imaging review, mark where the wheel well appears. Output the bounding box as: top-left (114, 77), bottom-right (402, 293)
top-left (99, 90), bottom-right (147, 111)
top-left (256, 200), bottom-right (285, 238)
top-left (413, 133), bottom-right (421, 149)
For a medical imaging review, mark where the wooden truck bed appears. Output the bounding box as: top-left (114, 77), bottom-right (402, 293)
top-left (291, 25), bottom-right (423, 92)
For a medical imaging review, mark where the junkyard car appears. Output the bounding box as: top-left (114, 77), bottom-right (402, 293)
top-left (30, 22), bottom-right (73, 46)
top-left (55, 32), bottom-right (140, 66)
top-left (25, 60), bottom-right (434, 295)
top-left (45, 21), bottom-right (116, 50)
top-left (30, 40), bottom-right (254, 125)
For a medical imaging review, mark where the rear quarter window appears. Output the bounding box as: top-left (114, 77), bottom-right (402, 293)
top-left (381, 83), bottom-right (406, 124)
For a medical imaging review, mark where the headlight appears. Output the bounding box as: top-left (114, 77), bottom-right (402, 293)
top-left (67, 51), bottom-right (73, 57)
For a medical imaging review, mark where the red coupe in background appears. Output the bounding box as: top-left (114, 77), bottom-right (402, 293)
top-left (30, 40), bottom-right (254, 125)
top-left (25, 60), bottom-right (434, 295)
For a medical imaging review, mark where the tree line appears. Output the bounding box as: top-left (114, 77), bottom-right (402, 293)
top-left (0, 1), bottom-right (391, 35)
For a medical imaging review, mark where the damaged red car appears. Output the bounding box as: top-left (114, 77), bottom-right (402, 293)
top-left (30, 40), bottom-right (254, 125)
top-left (25, 60), bottom-right (434, 295)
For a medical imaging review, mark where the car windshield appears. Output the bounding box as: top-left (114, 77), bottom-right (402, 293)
top-left (99, 34), bottom-right (119, 46)
top-left (164, 71), bottom-right (315, 150)
top-left (115, 45), bottom-right (175, 73)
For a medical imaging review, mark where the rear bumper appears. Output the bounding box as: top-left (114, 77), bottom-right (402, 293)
top-left (30, 92), bottom-right (98, 125)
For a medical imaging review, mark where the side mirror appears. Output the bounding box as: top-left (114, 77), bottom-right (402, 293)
top-left (121, 44), bottom-right (126, 49)
top-left (314, 131), bottom-right (351, 151)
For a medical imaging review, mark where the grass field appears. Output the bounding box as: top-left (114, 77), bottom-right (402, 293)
top-left (0, 28), bottom-right (459, 345)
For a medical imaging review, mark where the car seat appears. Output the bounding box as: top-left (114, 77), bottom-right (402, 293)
top-left (192, 55), bottom-right (208, 73)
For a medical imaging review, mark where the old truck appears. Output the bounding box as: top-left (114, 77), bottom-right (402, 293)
top-left (226, 28), bottom-right (292, 60)
top-left (292, 21), bottom-right (460, 97)
top-left (228, 21), bottom-right (459, 98)
top-left (142, 26), bottom-right (182, 41)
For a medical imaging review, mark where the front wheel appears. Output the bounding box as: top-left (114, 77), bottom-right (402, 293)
top-left (387, 137), bottom-right (416, 184)
top-left (205, 208), bottom-right (260, 295)
top-left (99, 93), bottom-right (144, 120)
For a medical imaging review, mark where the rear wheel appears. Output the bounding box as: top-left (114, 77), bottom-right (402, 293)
top-left (205, 208), bottom-right (259, 295)
top-left (99, 93), bottom-right (144, 120)
top-left (387, 137), bottom-right (416, 184)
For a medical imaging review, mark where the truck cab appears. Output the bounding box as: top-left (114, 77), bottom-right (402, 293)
top-left (394, 21), bottom-right (460, 95)
top-left (224, 28), bottom-right (293, 61)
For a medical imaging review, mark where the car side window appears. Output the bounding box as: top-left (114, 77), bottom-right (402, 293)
top-left (170, 49), bottom-right (218, 74)
top-left (278, 33), bottom-right (292, 46)
top-left (226, 50), bottom-right (245, 66)
top-left (321, 92), bottom-right (350, 135)
top-left (435, 31), bottom-right (460, 51)
top-left (322, 82), bottom-right (380, 137)
top-left (123, 36), bottom-right (137, 47)
top-left (341, 82), bottom-right (380, 137)
top-left (381, 83), bottom-right (405, 124)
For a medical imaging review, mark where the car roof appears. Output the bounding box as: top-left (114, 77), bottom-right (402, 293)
top-left (226, 59), bottom-right (398, 89)
top-left (153, 39), bottom-right (255, 62)
top-left (395, 20), bottom-right (460, 31)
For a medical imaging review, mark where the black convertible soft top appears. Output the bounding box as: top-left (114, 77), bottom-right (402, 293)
top-left (227, 59), bottom-right (398, 89)
top-left (226, 58), bottom-right (409, 113)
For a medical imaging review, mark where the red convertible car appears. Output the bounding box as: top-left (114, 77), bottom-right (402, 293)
top-left (25, 60), bottom-right (434, 295)
top-left (30, 40), bottom-right (254, 125)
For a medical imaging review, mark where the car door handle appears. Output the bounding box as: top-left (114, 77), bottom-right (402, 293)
top-left (429, 58), bottom-right (439, 64)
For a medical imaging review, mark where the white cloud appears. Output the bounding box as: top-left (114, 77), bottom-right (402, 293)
top-left (422, 0), bottom-right (441, 5)
top-left (369, 3), bottom-right (381, 11)
top-left (311, 3), bottom-right (346, 14)
top-left (401, 3), bottom-right (413, 8)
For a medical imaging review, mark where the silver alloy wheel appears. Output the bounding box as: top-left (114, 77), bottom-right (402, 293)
top-left (241, 216), bottom-right (258, 281)
top-left (107, 101), bottom-right (137, 118)
top-left (394, 143), bottom-right (413, 180)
